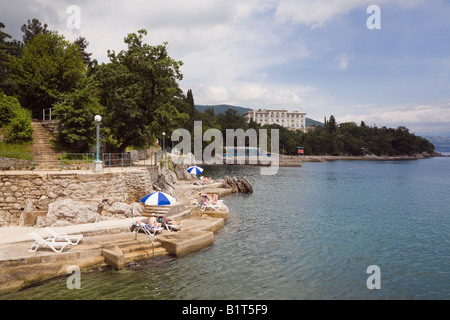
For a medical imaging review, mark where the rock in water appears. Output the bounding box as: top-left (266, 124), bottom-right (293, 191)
top-left (224, 176), bottom-right (253, 194)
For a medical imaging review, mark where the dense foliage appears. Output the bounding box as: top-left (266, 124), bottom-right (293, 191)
top-left (0, 20), bottom-right (192, 153)
top-left (295, 118), bottom-right (435, 156)
top-left (0, 91), bottom-right (33, 143)
top-left (95, 30), bottom-right (190, 152)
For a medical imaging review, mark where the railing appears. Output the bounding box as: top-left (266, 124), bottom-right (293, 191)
top-left (42, 107), bottom-right (65, 121)
top-left (102, 151), bottom-right (162, 172)
top-left (133, 225), bottom-right (155, 258)
top-left (1, 151), bottom-right (163, 172)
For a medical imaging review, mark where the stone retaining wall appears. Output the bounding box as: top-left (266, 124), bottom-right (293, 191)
top-left (1, 157), bottom-right (34, 171)
top-left (0, 169), bottom-right (156, 227)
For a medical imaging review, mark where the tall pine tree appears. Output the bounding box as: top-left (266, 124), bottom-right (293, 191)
top-left (186, 89), bottom-right (195, 130)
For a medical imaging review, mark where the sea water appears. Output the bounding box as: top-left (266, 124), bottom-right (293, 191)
top-left (2, 157), bottom-right (449, 299)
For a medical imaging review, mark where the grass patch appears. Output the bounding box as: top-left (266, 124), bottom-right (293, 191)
top-left (0, 141), bottom-right (33, 160)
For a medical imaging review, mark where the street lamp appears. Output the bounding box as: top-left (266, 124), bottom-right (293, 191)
top-left (162, 132), bottom-right (166, 160)
top-left (94, 115), bottom-right (103, 172)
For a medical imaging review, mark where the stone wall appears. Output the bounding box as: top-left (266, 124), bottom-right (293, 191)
top-left (0, 169), bottom-right (156, 227)
top-left (1, 157), bottom-right (34, 171)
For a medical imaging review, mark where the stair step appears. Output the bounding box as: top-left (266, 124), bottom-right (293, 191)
top-left (31, 122), bottom-right (58, 160)
top-left (116, 239), bottom-right (161, 249)
top-left (120, 243), bottom-right (160, 254)
top-left (123, 247), bottom-right (168, 262)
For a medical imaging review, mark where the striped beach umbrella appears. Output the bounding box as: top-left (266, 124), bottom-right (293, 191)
top-left (187, 165), bottom-right (204, 175)
top-left (140, 192), bottom-right (177, 206)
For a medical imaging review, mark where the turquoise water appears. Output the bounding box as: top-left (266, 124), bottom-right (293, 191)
top-left (2, 158), bottom-right (449, 299)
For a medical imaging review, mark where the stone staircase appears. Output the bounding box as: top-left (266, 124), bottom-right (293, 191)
top-left (119, 237), bottom-right (168, 263)
top-left (31, 121), bottom-right (59, 170)
top-left (101, 233), bottom-right (169, 268)
top-left (142, 201), bottom-right (187, 217)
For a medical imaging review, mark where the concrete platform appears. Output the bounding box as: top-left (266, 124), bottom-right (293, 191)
top-left (0, 177), bottom-right (235, 295)
top-left (0, 214), bottom-right (227, 295)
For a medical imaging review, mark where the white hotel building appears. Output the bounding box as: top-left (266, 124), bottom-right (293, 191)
top-left (244, 109), bottom-right (307, 132)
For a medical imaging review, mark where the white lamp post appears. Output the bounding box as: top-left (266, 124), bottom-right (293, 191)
top-left (94, 115), bottom-right (103, 172)
top-left (162, 132), bottom-right (166, 160)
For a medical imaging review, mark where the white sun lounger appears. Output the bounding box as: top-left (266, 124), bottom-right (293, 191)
top-left (131, 222), bottom-right (164, 236)
top-left (28, 232), bottom-right (71, 253)
top-left (201, 202), bottom-right (225, 212)
top-left (44, 227), bottom-right (83, 245)
top-left (162, 220), bottom-right (182, 231)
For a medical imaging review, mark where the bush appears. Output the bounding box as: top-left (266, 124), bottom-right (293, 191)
top-left (0, 91), bottom-right (21, 126)
top-left (4, 106), bottom-right (33, 143)
top-left (0, 92), bottom-right (33, 143)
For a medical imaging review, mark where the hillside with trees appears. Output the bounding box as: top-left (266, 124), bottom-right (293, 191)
top-left (0, 20), bottom-right (193, 154)
top-left (0, 19), bottom-right (435, 158)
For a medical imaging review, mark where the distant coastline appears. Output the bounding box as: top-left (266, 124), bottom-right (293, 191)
top-left (299, 153), bottom-right (445, 162)
top-left (207, 153), bottom-right (444, 168)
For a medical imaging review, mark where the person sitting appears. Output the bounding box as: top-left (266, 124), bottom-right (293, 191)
top-left (147, 217), bottom-right (162, 229)
top-left (210, 193), bottom-right (218, 203)
top-left (201, 193), bottom-right (210, 204)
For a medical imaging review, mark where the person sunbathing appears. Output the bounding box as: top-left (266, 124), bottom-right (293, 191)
top-left (201, 176), bottom-right (214, 184)
top-left (158, 215), bottom-right (181, 226)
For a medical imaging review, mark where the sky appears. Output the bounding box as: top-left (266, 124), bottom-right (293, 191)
top-left (1, 0), bottom-right (450, 136)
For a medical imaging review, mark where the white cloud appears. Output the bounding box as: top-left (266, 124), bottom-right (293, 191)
top-left (275, 0), bottom-right (371, 29)
top-left (274, 0), bottom-right (425, 29)
top-left (205, 86), bottom-right (230, 103)
top-left (337, 53), bottom-right (349, 71)
top-left (337, 101), bottom-right (450, 133)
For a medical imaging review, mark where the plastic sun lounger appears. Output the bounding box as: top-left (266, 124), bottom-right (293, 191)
top-left (131, 222), bottom-right (163, 236)
top-left (149, 213), bottom-right (182, 232)
top-left (28, 232), bottom-right (71, 253)
top-left (44, 227), bottom-right (83, 245)
top-left (201, 203), bottom-right (223, 212)
top-left (162, 220), bottom-right (182, 232)
top-left (201, 202), bottom-right (225, 212)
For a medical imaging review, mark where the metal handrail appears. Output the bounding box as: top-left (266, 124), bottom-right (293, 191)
top-left (133, 225), bottom-right (155, 258)
top-left (1, 151), bottom-right (162, 172)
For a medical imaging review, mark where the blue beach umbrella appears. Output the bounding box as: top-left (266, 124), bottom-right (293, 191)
top-left (187, 165), bottom-right (204, 175)
top-left (140, 191), bottom-right (177, 206)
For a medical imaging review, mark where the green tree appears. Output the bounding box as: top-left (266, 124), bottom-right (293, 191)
top-left (4, 107), bottom-right (33, 143)
top-left (186, 89), bottom-right (195, 130)
top-left (217, 109), bottom-right (248, 134)
top-left (0, 92), bottom-right (33, 143)
top-left (20, 18), bottom-right (49, 45)
top-left (53, 80), bottom-right (104, 152)
top-left (0, 22), bottom-right (22, 95)
top-left (326, 115), bottom-right (337, 134)
top-left (0, 90), bottom-right (20, 125)
top-left (95, 29), bottom-right (188, 152)
top-left (74, 36), bottom-right (98, 74)
top-left (9, 32), bottom-right (86, 118)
